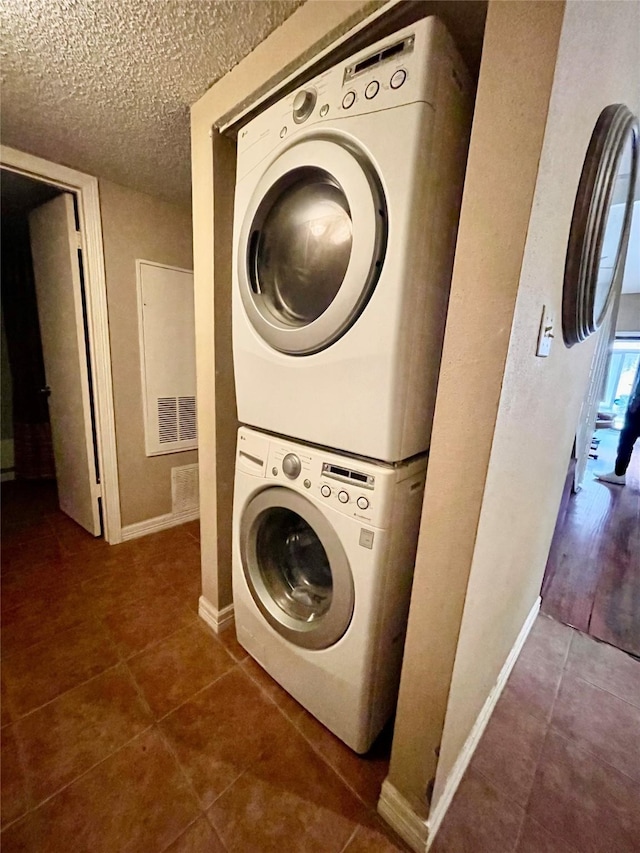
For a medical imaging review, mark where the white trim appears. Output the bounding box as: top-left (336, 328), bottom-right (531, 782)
top-left (120, 508), bottom-right (199, 541)
top-left (135, 259), bottom-right (197, 457)
top-left (377, 780), bottom-right (428, 853)
top-left (1, 472), bottom-right (16, 483)
top-left (0, 145), bottom-right (122, 544)
top-left (198, 597), bottom-right (235, 634)
top-left (425, 597), bottom-right (541, 850)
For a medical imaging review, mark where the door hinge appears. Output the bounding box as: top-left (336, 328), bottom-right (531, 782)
top-left (75, 230), bottom-right (82, 250)
top-left (93, 483), bottom-right (103, 499)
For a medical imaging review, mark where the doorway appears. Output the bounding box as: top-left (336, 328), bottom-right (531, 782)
top-left (1, 145), bottom-right (122, 543)
top-left (1, 170), bottom-right (104, 539)
top-left (542, 303), bottom-right (640, 658)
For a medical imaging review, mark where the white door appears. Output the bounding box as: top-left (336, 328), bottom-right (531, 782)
top-left (29, 193), bottom-right (101, 535)
top-left (237, 139), bottom-right (387, 354)
top-left (239, 486), bottom-right (355, 649)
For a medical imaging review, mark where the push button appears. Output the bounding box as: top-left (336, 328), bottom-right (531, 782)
top-left (365, 81), bottom-right (380, 99)
top-left (342, 91), bottom-right (356, 109)
top-left (390, 69), bottom-right (407, 89)
top-left (357, 496), bottom-right (370, 510)
top-left (320, 484), bottom-right (331, 497)
top-left (338, 490), bottom-right (349, 504)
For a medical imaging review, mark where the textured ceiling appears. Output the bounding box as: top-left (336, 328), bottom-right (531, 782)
top-left (0, 0), bottom-right (303, 205)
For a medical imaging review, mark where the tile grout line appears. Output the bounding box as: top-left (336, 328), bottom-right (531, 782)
top-left (238, 659), bottom-right (396, 836)
top-left (106, 608), bottom-right (201, 666)
top-left (566, 671), bottom-right (640, 710)
top-left (150, 657), bottom-right (242, 725)
top-left (337, 825), bottom-right (360, 853)
top-left (239, 658), bottom-right (388, 814)
top-left (152, 722), bottom-right (229, 844)
top-left (5, 657), bottom-right (124, 722)
top-left (515, 629), bottom-right (575, 822)
top-left (0, 724), bottom-right (156, 833)
top-left (547, 727), bottom-right (640, 786)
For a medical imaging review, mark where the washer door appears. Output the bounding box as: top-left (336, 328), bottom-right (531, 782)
top-left (238, 138), bottom-right (387, 355)
top-left (240, 487), bottom-right (355, 649)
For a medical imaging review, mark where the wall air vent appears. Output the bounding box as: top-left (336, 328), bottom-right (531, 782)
top-left (137, 260), bottom-right (197, 456)
top-left (171, 463), bottom-right (199, 514)
top-left (178, 396), bottom-right (197, 441)
top-left (158, 397), bottom-right (179, 443)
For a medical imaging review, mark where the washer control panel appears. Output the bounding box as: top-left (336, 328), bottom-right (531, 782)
top-left (237, 426), bottom-right (428, 530)
top-left (263, 438), bottom-right (379, 522)
top-left (317, 461), bottom-right (376, 521)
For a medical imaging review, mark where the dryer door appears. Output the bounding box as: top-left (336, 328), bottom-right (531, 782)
top-left (240, 487), bottom-right (355, 649)
top-left (238, 138), bottom-right (387, 355)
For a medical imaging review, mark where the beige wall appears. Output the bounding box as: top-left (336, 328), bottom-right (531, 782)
top-left (387, 0), bottom-right (565, 819)
top-left (431, 0), bottom-right (640, 818)
top-left (99, 179), bottom-right (197, 526)
top-left (617, 293), bottom-right (640, 333)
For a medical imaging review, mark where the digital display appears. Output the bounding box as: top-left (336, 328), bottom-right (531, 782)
top-left (347, 36), bottom-right (412, 81)
top-left (330, 466), bottom-right (350, 477)
top-left (381, 42), bottom-right (405, 61)
top-left (323, 462), bottom-right (374, 489)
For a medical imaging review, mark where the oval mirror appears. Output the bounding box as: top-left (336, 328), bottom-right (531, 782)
top-left (562, 104), bottom-right (639, 346)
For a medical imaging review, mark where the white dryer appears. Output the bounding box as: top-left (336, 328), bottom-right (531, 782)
top-left (232, 426), bottom-right (427, 753)
top-left (232, 17), bottom-right (472, 462)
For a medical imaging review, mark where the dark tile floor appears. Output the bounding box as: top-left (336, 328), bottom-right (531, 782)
top-left (0, 482), bottom-right (405, 853)
top-left (2, 482), bottom-right (639, 852)
top-left (433, 614), bottom-right (640, 853)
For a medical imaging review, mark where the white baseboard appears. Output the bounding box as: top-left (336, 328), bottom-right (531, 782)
top-left (377, 780), bottom-right (428, 853)
top-left (425, 596), bottom-right (541, 849)
top-left (198, 596), bottom-right (235, 634)
top-left (120, 508), bottom-right (199, 541)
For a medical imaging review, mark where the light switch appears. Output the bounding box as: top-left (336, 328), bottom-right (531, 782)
top-left (536, 305), bottom-right (554, 357)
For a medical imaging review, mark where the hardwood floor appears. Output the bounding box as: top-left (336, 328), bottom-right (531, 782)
top-left (542, 429), bottom-right (640, 657)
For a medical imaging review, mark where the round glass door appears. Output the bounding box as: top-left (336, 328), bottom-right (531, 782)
top-left (256, 507), bottom-right (333, 622)
top-left (238, 138), bottom-right (387, 355)
top-left (252, 168), bottom-right (353, 327)
top-left (240, 487), bottom-right (355, 649)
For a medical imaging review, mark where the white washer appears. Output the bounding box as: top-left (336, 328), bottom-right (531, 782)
top-left (232, 17), bottom-right (472, 462)
top-left (232, 426), bottom-right (427, 753)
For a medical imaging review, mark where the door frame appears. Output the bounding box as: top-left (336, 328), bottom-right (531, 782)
top-left (1, 144), bottom-right (123, 543)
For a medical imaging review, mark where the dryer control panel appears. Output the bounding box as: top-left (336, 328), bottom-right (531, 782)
top-left (235, 16), bottom-right (472, 181)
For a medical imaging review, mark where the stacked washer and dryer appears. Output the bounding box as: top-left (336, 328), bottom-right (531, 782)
top-left (230, 17), bottom-right (472, 753)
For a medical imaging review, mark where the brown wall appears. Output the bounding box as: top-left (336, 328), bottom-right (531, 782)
top-left (387, 0), bottom-right (565, 819)
top-left (99, 179), bottom-right (197, 527)
top-left (432, 0), bottom-right (640, 816)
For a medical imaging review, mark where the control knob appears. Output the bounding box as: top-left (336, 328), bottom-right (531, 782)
top-left (282, 453), bottom-right (301, 479)
top-left (292, 88), bottom-right (317, 123)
